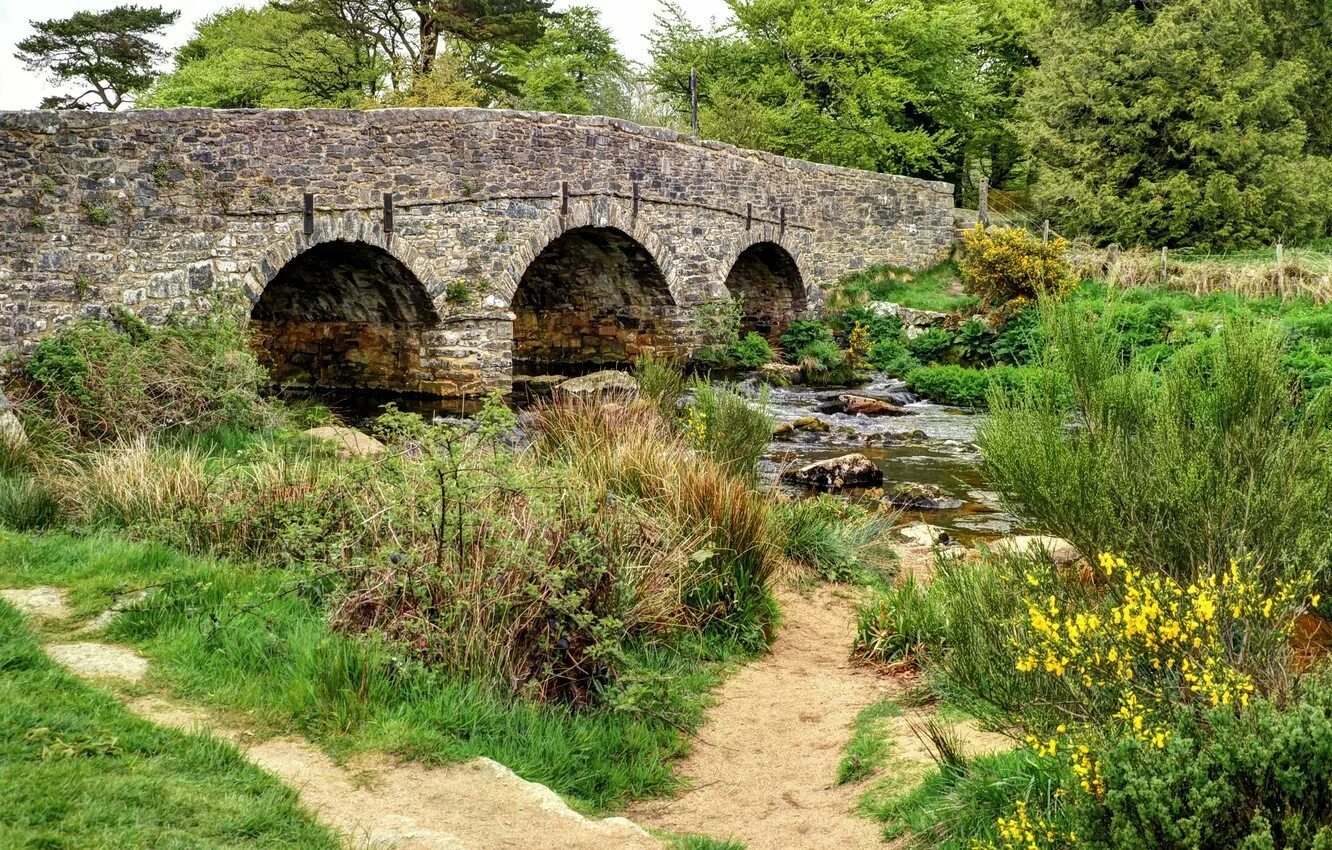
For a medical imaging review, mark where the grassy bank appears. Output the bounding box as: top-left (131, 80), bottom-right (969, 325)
top-left (0, 599), bottom-right (339, 848)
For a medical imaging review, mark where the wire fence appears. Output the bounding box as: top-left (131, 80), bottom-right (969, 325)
top-left (964, 180), bottom-right (1332, 303)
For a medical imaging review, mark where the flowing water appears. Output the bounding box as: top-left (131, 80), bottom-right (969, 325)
top-left (292, 372), bottom-right (1017, 543)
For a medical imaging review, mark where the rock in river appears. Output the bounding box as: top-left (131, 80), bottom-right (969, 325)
top-left (886, 482), bottom-right (964, 511)
top-left (896, 521), bottom-right (954, 547)
top-left (304, 426), bottom-right (384, 458)
top-left (838, 394), bottom-right (910, 417)
top-left (781, 453), bottom-right (883, 489)
top-left (556, 370), bottom-right (638, 399)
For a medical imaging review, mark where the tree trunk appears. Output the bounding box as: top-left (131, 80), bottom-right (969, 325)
top-left (417, 9), bottom-right (438, 76)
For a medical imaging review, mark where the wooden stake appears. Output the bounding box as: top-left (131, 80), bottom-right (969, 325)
top-left (1276, 242), bottom-right (1285, 296)
top-left (978, 178), bottom-right (990, 226)
top-left (1160, 246), bottom-right (1168, 284)
top-left (1042, 219), bottom-right (1050, 243)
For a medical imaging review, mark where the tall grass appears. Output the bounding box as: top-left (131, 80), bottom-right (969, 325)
top-left (684, 381), bottom-right (772, 481)
top-left (981, 301), bottom-right (1332, 585)
top-left (634, 352), bottom-right (688, 421)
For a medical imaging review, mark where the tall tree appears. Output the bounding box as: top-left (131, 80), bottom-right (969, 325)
top-left (1021, 0), bottom-right (1332, 249)
top-left (646, 0), bottom-right (999, 182)
top-left (503, 6), bottom-right (630, 115)
top-left (141, 6), bottom-right (383, 108)
top-left (15, 5), bottom-right (180, 110)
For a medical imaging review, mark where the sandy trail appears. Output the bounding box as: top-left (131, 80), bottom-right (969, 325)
top-left (632, 586), bottom-right (895, 849)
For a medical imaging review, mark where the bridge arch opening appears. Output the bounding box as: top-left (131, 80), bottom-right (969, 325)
top-left (512, 226), bottom-right (676, 373)
top-left (723, 242), bottom-right (806, 338)
top-left (249, 239), bottom-right (440, 392)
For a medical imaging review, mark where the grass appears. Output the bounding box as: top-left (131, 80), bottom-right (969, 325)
top-left (837, 262), bottom-right (979, 314)
top-left (837, 698), bottom-right (904, 784)
top-left (0, 599), bottom-right (339, 849)
top-left (0, 530), bottom-right (746, 812)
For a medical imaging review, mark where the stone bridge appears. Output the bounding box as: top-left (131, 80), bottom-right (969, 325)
top-left (0, 108), bottom-right (955, 397)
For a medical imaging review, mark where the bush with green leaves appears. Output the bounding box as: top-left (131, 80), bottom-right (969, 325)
top-left (779, 319), bottom-right (836, 359)
top-left (906, 365), bottom-right (1035, 408)
top-left (854, 576), bottom-right (947, 664)
top-left (12, 312), bottom-right (270, 446)
top-left (906, 328), bottom-right (954, 364)
top-left (728, 331), bottom-right (775, 368)
top-left (981, 303), bottom-right (1332, 586)
top-left (868, 338), bottom-right (920, 376)
top-left (829, 306), bottom-right (903, 346)
top-left (768, 495), bottom-right (896, 583)
top-left (683, 381), bottom-right (772, 481)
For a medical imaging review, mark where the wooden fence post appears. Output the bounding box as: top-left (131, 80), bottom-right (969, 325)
top-left (1160, 246), bottom-right (1169, 285)
top-left (1042, 219), bottom-right (1050, 244)
top-left (978, 178), bottom-right (990, 226)
top-left (1108, 243), bottom-right (1119, 286)
top-left (1276, 242), bottom-right (1285, 296)
top-left (689, 69), bottom-right (699, 136)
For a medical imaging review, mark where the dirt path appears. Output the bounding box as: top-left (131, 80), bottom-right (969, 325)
top-left (5, 586), bottom-right (658, 850)
top-left (631, 586), bottom-right (895, 849)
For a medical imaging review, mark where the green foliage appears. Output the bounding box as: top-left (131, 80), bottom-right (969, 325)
top-left (634, 352), bottom-right (688, 420)
top-left (728, 332), bottom-right (775, 368)
top-left (0, 476), bottom-right (63, 532)
top-left (837, 263), bottom-right (978, 314)
top-left (14, 315), bottom-right (270, 447)
top-left (906, 329), bottom-right (955, 364)
top-left (828, 307), bottom-right (903, 346)
top-left (768, 496), bottom-right (895, 583)
top-left (779, 320), bottom-right (836, 359)
top-left (958, 224), bottom-right (1074, 307)
top-left (142, 6), bottom-right (381, 108)
top-left (906, 365), bottom-right (989, 407)
top-left (15, 5), bottom-right (179, 110)
top-left (1067, 686), bottom-right (1332, 849)
top-left (684, 381), bottom-right (772, 481)
top-left (647, 0), bottom-right (1026, 182)
top-left (0, 600), bottom-right (339, 848)
top-left (854, 576), bottom-right (948, 664)
top-left (868, 338), bottom-right (921, 376)
top-left (1021, 0), bottom-right (1332, 250)
top-left (502, 6), bottom-right (630, 115)
top-left (82, 204), bottom-right (114, 226)
top-left (980, 304), bottom-right (1332, 585)
top-left (952, 319), bottom-right (996, 365)
top-left (837, 699), bottom-right (904, 784)
top-left (991, 307), bottom-right (1044, 365)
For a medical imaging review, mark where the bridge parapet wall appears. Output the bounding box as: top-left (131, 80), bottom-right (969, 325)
top-left (0, 108), bottom-right (954, 394)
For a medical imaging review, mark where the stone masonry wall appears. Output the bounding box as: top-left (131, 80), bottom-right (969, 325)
top-left (0, 108), bottom-right (956, 396)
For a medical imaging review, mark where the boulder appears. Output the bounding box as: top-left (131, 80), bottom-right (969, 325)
top-left (867, 301), bottom-right (949, 329)
top-left (886, 482), bottom-right (964, 511)
top-left (792, 416), bottom-right (830, 432)
top-left (556, 370), bottom-right (638, 399)
top-left (781, 453), bottom-right (883, 489)
top-left (304, 426), bottom-right (385, 458)
top-left (758, 362), bottom-right (802, 387)
top-left (897, 521), bottom-right (954, 547)
top-left (512, 374), bottom-right (566, 401)
top-left (0, 387), bottom-right (24, 446)
top-left (988, 535), bottom-right (1080, 567)
top-left (838, 394), bottom-right (911, 417)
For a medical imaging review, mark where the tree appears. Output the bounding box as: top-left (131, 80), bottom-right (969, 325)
top-left (502, 6), bottom-right (630, 115)
top-left (646, 0), bottom-right (1002, 183)
top-left (1020, 0), bottom-right (1332, 250)
top-left (141, 6), bottom-right (383, 108)
top-left (15, 5), bottom-right (179, 110)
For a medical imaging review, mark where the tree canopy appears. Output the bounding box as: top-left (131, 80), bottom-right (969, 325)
top-left (16, 5), bottom-right (180, 110)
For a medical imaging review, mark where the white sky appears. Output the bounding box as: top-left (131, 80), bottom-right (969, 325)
top-left (0, 0), bottom-right (731, 110)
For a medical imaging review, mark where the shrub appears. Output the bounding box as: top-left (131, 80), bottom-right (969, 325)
top-left (728, 331), bottom-right (775, 368)
top-left (13, 314), bottom-right (271, 446)
top-left (769, 496), bottom-right (896, 583)
top-left (958, 224), bottom-right (1074, 308)
top-left (981, 305), bottom-right (1332, 585)
top-left (634, 353), bottom-right (687, 420)
top-left (683, 381), bottom-right (772, 480)
top-left (854, 576), bottom-right (947, 665)
top-left (906, 365), bottom-right (995, 407)
top-left (991, 307), bottom-right (1044, 365)
top-left (1067, 686), bottom-right (1332, 849)
top-left (829, 306), bottom-right (903, 345)
top-left (867, 338), bottom-right (920, 376)
top-left (952, 319), bottom-right (996, 365)
top-left (779, 319), bottom-right (836, 358)
top-left (0, 475), bottom-right (62, 531)
top-left (906, 328), bottom-right (954, 364)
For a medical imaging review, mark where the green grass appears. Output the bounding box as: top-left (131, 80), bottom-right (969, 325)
top-left (839, 262), bottom-right (979, 314)
top-left (671, 836), bottom-right (748, 849)
top-left (837, 698), bottom-right (904, 784)
top-left (0, 530), bottom-right (743, 812)
top-left (0, 599), bottom-right (339, 849)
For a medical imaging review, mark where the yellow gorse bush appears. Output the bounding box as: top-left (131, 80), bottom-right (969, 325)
top-left (974, 554), bottom-right (1313, 849)
top-left (959, 224), bottom-right (1075, 308)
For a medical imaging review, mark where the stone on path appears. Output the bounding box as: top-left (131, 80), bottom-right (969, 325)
top-left (304, 426), bottom-right (385, 458)
top-left (1, 586), bottom-right (71, 621)
top-left (47, 642), bottom-right (148, 682)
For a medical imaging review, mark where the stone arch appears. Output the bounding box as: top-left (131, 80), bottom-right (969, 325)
top-left (508, 219), bottom-right (681, 373)
top-left (249, 235), bottom-right (441, 393)
top-left (720, 233), bottom-right (809, 338)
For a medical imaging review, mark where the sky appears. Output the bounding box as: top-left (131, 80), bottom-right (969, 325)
top-left (0, 0), bottom-right (732, 110)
